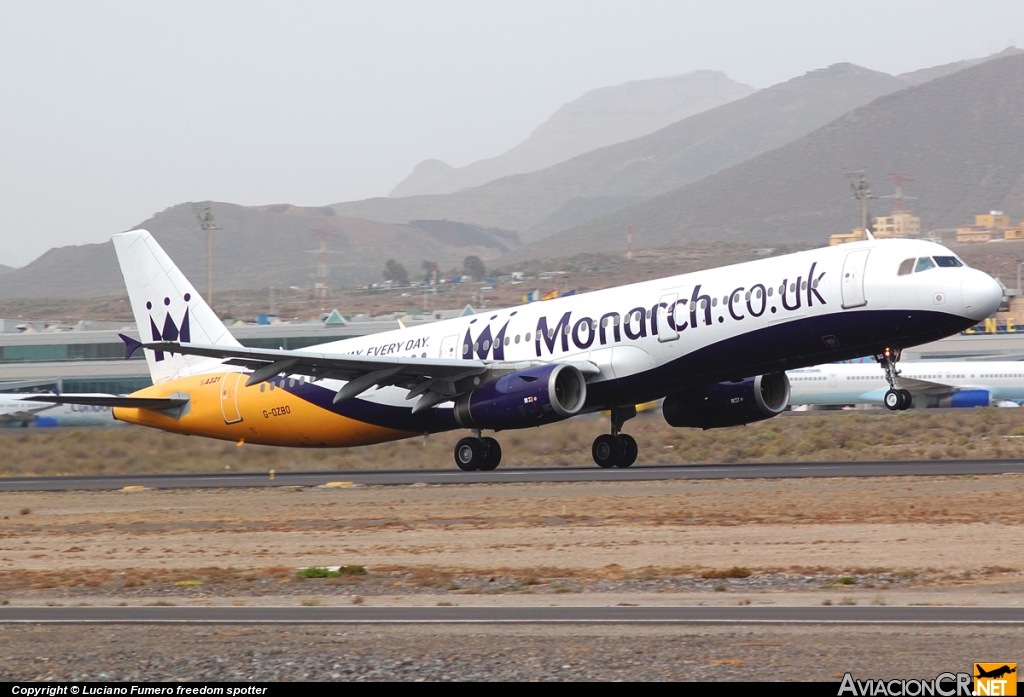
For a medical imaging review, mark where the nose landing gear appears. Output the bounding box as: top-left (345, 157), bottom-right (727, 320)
top-left (592, 406), bottom-right (638, 468)
top-left (877, 347), bottom-right (912, 411)
top-left (454, 431), bottom-right (502, 471)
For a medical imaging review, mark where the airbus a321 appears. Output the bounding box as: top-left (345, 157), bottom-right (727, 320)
top-left (27, 231), bottom-right (1001, 470)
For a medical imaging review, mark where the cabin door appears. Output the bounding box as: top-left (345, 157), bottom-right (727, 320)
top-left (657, 292), bottom-right (680, 342)
top-left (439, 334), bottom-right (461, 360)
top-left (841, 250), bottom-right (870, 309)
top-left (220, 372), bottom-right (244, 424)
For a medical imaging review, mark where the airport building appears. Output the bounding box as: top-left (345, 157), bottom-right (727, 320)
top-left (954, 211), bottom-right (1021, 243)
top-left (871, 211), bottom-right (921, 238)
top-left (829, 212), bottom-right (921, 246)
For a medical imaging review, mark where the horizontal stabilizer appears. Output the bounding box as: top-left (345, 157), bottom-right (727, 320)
top-left (119, 333), bottom-right (143, 360)
top-left (21, 395), bottom-right (190, 410)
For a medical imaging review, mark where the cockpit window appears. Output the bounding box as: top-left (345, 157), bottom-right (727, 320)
top-left (915, 257), bottom-right (936, 273)
top-left (933, 256), bottom-right (963, 268)
top-left (897, 258), bottom-right (914, 276)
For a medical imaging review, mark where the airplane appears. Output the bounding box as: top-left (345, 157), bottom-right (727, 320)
top-left (0, 395), bottom-right (53, 427)
top-left (789, 360), bottom-right (1024, 409)
top-left (0, 393), bottom-right (125, 427)
top-left (26, 230), bottom-right (1001, 470)
top-left (975, 665), bottom-right (1016, 680)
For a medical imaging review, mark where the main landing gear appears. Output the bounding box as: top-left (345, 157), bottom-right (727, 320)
top-left (454, 431), bottom-right (502, 471)
top-left (877, 347), bottom-right (912, 411)
top-left (592, 406), bottom-right (638, 468)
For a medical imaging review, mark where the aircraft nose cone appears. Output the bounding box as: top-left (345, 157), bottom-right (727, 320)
top-left (960, 269), bottom-right (1003, 321)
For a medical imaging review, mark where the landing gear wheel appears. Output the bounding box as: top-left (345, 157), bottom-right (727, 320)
top-left (616, 434), bottom-right (637, 468)
top-left (478, 437), bottom-right (502, 471)
top-left (454, 437), bottom-right (486, 471)
top-left (884, 389), bottom-right (902, 411)
top-left (592, 434), bottom-right (623, 468)
top-left (898, 389), bottom-right (913, 411)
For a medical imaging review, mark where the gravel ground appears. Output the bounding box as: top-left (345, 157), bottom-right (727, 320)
top-left (1, 623), bottom-right (1020, 681)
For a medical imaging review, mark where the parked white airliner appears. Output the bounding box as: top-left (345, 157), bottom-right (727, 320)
top-left (27, 231), bottom-right (1002, 469)
top-left (1, 393), bottom-right (124, 427)
top-left (789, 361), bottom-right (1024, 409)
top-left (0, 396), bottom-right (51, 427)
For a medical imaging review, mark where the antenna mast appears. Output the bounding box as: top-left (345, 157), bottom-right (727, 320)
top-left (880, 172), bottom-right (916, 213)
top-left (310, 229), bottom-right (338, 299)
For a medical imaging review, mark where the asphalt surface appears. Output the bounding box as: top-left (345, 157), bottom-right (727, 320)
top-left (2, 606), bottom-right (1023, 623)
top-left (2, 459), bottom-right (1024, 491)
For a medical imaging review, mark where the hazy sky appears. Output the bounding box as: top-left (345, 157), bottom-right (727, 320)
top-left (1, 1), bottom-right (1021, 267)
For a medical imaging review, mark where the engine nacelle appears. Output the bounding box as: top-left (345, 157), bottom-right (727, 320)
top-left (663, 372), bottom-right (790, 430)
top-left (453, 363), bottom-right (587, 431)
top-left (940, 390), bottom-right (990, 408)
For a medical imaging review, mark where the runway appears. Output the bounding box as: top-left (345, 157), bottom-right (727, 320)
top-left (2, 606), bottom-right (1023, 623)
top-left (2, 458), bottom-right (1024, 491)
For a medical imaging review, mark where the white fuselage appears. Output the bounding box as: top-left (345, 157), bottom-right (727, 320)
top-left (269, 238), bottom-right (999, 413)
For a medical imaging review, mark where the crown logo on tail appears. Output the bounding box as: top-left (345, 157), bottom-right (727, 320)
top-left (147, 294), bottom-right (192, 362)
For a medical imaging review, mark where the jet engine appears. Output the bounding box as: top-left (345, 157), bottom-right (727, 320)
top-left (663, 372), bottom-right (790, 430)
top-left (940, 390), bottom-right (990, 408)
top-left (453, 363), bottom-right (587, 431)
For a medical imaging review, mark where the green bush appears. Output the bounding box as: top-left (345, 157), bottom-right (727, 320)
top-left (297, 567), bottom-right (335, 579)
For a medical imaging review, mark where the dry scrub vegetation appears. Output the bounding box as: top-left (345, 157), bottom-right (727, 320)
top-left (3, 408), bottom-right (1024, 476)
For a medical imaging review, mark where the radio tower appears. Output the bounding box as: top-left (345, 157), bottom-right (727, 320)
top-left (193, 203), bottom-right (220, 307)
top-left (310, 230), bottom-right (338, 298)
top-left (880, 173), bottom-right (916, 213)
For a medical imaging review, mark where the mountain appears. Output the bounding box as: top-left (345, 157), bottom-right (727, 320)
top-left (0, 204), bottom-right (518, 298)
top-left (506, 53), bottom-right (1024, 261)
top-left (390, 71), bottom-right (756, 198)
top-left (334, 63), bottom-right (910, 242)
top-left (0, 264), bottom-right (14, 277)
top-left (897, 47), bottom-right (1022, 85)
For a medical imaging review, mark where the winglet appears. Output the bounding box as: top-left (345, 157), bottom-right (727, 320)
top-left (119, 333), bottom-right (144, 360)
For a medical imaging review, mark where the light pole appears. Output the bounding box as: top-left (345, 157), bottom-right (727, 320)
top-left (193, 203), bottom-right (219, 307)
top-left (846, 171), bottom-right (875, 233)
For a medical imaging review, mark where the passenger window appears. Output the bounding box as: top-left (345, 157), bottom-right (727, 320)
top-left (933, 256), bottom-right (963, 268)
top-left (915, 257), bottom-right (936, 273)
top-left (898, 259), bottom-right (914, 276)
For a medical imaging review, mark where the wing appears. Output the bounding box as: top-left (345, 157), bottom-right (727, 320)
top-left (141, 341), bottom-right (491, 413)
top-left (0, 401), bottom-right (53, 424)
top-left (896, 376), bottom-right (957, 396)
top-left (137, 341), bottom-right (601, 414)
